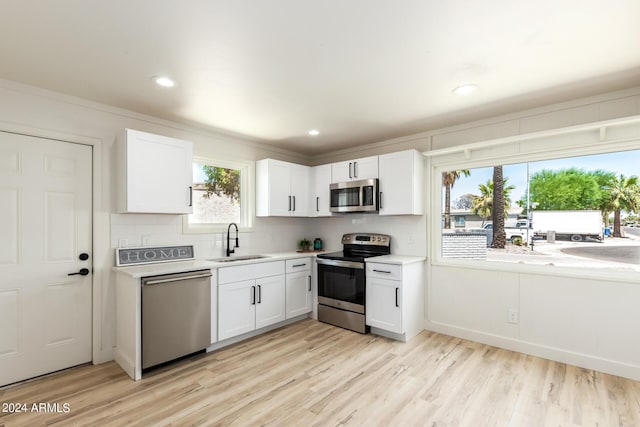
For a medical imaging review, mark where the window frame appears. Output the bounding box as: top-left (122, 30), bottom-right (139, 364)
top-left (182, 156), bottom-right (255, 234)
top-left (428, 117), bottom-right (640, 281)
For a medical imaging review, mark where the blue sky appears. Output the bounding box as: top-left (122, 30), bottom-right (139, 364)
top-left (448, 149), bottom-right (640, 206)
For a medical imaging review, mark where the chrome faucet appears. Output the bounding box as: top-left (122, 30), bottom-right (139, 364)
top-left (226, 223), bottom-right (239, 256)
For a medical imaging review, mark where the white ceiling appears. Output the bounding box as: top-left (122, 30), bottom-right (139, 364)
top-left (1, 1), bottom-right (640, 155)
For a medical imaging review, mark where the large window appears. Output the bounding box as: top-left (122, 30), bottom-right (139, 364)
top-left (183, 158), bottom-right (253, 232)
top-left (438, 146), bottom-right (640, 273)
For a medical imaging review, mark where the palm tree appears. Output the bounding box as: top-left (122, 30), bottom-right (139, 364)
top-left (492, 166), bottom-right (507, 248)
top-left (605, 174), bottom-right (640, 237)
top-left (471, 177), bottom-right (515, 220)
top-left (442, 170), bottom-right (470, 228)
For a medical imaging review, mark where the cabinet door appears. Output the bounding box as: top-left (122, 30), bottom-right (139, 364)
top-left (124, 129), bottom-right (193, 214)
top-left (352, 156), bottom-right (378, 180)
top-left (331, 160), bottom-right (353, 183)
top-left (218, 280), bottom-right (256, 340)
top-left (286, 270), bottom-right (312, 319)
top-left (366, 277), bottom-right (403, 334)
top-left (267, 160), bottom-right (293, 216)
top-left (311, 164), bottom-right (332, 217)
top-left (290, 164), bottom-right (310, 217)
top-left (255, 275), bottom-right (286, 329)
top-left (378, 150), bottom-right (423, 216)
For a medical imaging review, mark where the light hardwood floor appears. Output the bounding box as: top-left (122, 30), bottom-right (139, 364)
top-left (1, 319), bottom-right (639, 426)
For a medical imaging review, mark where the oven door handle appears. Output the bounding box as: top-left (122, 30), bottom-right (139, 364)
top-left (316, 258), bottom-right (364, 269)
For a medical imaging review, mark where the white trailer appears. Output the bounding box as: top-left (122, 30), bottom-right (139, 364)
top-left (531, 210), bottom-right (603, 242)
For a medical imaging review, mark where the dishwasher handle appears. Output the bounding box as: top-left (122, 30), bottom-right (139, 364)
top-left (143, 272), bottom-right (212, 286)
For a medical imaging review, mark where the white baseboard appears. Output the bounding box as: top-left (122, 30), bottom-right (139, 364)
top-left (424, 320), bottom-right (640, 381)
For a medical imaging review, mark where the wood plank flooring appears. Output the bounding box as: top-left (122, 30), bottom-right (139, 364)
top-left (1, 319), bottom-right (639, 426)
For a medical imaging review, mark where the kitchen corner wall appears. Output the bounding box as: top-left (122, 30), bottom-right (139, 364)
top-left (311, 215), bottom-right (426, 256)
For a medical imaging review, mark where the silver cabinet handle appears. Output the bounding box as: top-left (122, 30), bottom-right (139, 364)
top-left (144, 272), bottom-right (212, 286)
top-left (372, 269), bottom-right (392, 274)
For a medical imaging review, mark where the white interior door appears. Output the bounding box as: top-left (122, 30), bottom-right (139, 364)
top-left (0, 131), bottom-right (92, 386)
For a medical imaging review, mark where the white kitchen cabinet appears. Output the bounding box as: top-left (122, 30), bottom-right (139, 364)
top-left (256, 159), bottom-right (310, 217)
top-left (285, 257), bottom-right (312, 319)
top-left (117, 128), bottom-right (193, 214)
top-left (378, 149), bottom-right (424, 216)
top-left (310, 164), bottom-right (332, 217)
top-left (331, 155), bottom-right (378, 182)
top-left (218, 261), bottom-right (286, 341)
top-left (255, 275), bottom-right (287, 329)
top-left (365, 259), bottom-right (424, 342)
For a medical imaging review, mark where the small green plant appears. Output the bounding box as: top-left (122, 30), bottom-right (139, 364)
top-left (511, 236), bottom-right (523, 246)
top-left (299, 238), bottom-right (311, 250)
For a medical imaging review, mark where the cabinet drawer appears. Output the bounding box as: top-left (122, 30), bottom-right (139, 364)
top-left (219, 261), bottom-right (285, 284)
top-left (286, 257), bottom-right (311, 273)
top-left (366, 263), bottom-right (402, 281)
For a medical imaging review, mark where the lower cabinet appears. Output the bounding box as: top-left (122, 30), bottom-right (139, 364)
top-left (218, 274), bottom-right (285, 341)
top-left (285, 257), bottom-right (312, 319)
top-left (366, 276), bottom-right (403, 334)
top-left (286, 271), bottom-right (312, 318)
top-left (365, 260), bottom-right (424, 342)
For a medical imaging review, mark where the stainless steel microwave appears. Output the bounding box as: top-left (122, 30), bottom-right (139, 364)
top-left (330, 178), bottom-right (379, 213)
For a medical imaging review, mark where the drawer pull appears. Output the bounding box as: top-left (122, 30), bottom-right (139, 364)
top-left (292, 263), bottom-right (307, 268)
top-left (372, 269), bottom-right (392, 274)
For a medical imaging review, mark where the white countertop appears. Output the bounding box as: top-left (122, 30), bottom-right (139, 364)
top-left (112, 251), bottom-right (324, 278)
top-left (367, 254), bottom-right (426, 265)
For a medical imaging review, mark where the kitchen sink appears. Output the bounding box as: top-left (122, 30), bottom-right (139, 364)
top-left (207, 255), bottom-right (270, 263)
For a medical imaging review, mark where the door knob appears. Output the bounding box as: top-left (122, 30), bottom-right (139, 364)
top-left (68, 268), bottom-right (90, 276)
top-left (79, 253), bottom-right (89, 261)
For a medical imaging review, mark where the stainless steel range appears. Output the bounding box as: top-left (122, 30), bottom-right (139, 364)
top-left (316, 233), bottom-right (391, 333)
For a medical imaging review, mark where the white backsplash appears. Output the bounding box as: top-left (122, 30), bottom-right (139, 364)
top-left (110, 214), bottom-right (313, 260)
top-left (110, 213), bottom-right (426, 262)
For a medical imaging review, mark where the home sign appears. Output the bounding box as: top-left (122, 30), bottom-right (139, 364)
top-left (116, 245), bottom-right (195, 266)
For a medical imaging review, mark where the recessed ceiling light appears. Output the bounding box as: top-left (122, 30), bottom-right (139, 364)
top-left (452, 84), bottom-right (478, 96)
top-left (308, 129), bottom-right (320, 136)
top-left (154, 76), bottom-right (175, 88)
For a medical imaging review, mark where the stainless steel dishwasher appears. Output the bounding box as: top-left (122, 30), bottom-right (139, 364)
top-left (142, 269), bottom-right (212, 370)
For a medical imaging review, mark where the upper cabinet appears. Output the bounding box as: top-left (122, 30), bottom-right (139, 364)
top-left (117, 129), bottom-right (193, 214)
top-left (331, 155), bottom-right (378, 183)
top-left (378, 150), bottom-right (424, 216)
top-left (256, 159), bottom-right (310, 217)
top-left (310, 164), bottom-right (332, 217)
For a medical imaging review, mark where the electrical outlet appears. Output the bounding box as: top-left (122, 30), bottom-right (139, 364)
top-left (508, 309), bottom-right (519, 324)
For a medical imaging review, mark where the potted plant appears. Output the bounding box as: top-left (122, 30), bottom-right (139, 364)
top-left (299, 238), bottom-right (311, 251)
